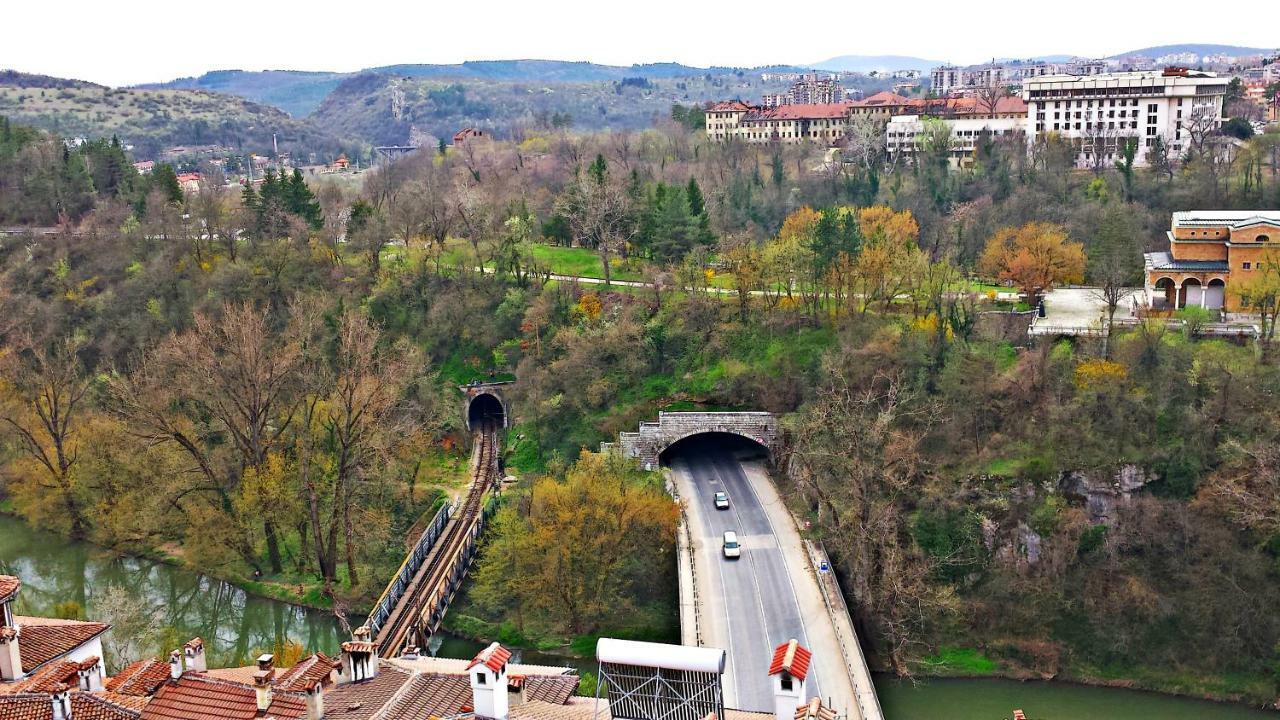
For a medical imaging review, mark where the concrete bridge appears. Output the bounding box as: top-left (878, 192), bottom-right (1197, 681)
top-left (612, 411), bottom-right (781, 470)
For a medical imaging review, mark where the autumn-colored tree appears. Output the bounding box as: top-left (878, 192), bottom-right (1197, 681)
top-left (1229, 253), bottom-right (1280, 352)
top-left (470, 451), bottom-right (678, 634)
top-left (978, 222), bottom-right (1086, 303)
top-left (858, 206), bottom-right (920, 248)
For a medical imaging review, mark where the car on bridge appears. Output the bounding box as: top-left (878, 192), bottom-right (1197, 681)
top-left (714, 491), bottom-right (730, 510)
top-left (722, 531), bottom-right (741, 559)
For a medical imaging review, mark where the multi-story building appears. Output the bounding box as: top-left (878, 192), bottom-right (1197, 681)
top-left (1143, 211), bottom-right (1280, 313)
top-left (884, 96), bottom-right (1028, 165)
top-left (705, 101), bottom-right (854, 143)
top-left (1023, 68), bottom-right (1226, 168)
top-left (762, 74), bottom-right (844, 108)
top-left (930, 66), bottom-right (963, 95)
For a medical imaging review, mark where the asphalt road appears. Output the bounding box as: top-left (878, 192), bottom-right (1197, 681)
top-left (671, 440), bottom-right (822, 713)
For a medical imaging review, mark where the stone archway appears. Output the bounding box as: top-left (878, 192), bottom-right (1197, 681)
top-left (461, 381), bottom-right (513, 431)
top-left (608, 412), bottom-right (779, 470)
top-left (1180, 278), bottom-right (1203, 308)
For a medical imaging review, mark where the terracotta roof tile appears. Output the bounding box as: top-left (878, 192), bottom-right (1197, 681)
top-left (275, 653), bottom-right (336, 692)
top-left (0, 693), bottom-right (53, 720)
top-left (14, 616), bottom-right (110, 673)
top-left (106, 659), bottom-right (172, 697)
top-left (71, 692), bottom-right (144, 720)
top-left (467, 643), bottom-right (512, 674)
top-left (794, 698), bottom-right (836, 720)
top-left (768, 640), bottom-right (812, 682)
top-left (522, 675), bottom-right (580, 705)
top-left (379, 672), bottom-right (472, 718)
top-left (140, 674), bottom-right (305, 720)
top-left (1, 659), bottom-right (80, 693)
top-left (319, 663), bottom-right (412, 720)
top-left (0, 575), bottom-right (19, 604)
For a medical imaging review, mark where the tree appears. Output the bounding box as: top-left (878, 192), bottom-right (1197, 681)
top-left (149, 163), bottom-right (183, 205)
top-left (978, 222), bottom-right (1086, 304)
top-left (1089, 207), bottom-right (1140, 355)
top-left (554, 156), bottom-right (634, 285)
top-left (1114, 137), bottom-right (1138, 202)
top-left (1229, 251), bottom-right (1280, 354)
top-left (0, 335), bottom-right (91, 537)
top-left (470, 451), bottom-right (678, 634)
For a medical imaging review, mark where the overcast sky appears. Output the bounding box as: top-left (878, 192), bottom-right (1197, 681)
top-left (3, 0), bottom-right (1276, 87)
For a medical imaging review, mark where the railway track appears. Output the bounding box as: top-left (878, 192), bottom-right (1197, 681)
top-left (374, 422), bottom-right (499, 656)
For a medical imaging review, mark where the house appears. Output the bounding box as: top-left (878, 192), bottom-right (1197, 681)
top-left (132, 161), bottom-right (154, 175)
top-left (1143, 210), bottom-right (1280, 312)
top-left (0, 575), bottom-right (142, 720)
top-left (174, 173), bottom-right (201, 194)
top-left (453, 128), bottom-right (486, 145)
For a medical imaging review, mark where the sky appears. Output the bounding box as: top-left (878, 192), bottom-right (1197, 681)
top-left (3, 0), bottom-right (1277, 87)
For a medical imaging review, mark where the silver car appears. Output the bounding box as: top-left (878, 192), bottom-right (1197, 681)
top-left (714, 491), bottom-right (730, 510)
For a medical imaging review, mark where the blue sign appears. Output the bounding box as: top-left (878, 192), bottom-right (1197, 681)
top-left (818, 561), bottom-right (831, 574)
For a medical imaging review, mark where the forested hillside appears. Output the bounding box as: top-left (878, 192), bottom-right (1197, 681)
top-left (0, 74), bottom-right (350, 159)
top-left (1, 113), bottom-right (1280, 705)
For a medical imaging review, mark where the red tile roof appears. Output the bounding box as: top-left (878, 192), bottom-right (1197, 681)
top-left (467, 643), bottom-right (512, 673)
top-left (107, 659), bottom-right (172, 697)
top-left (855, 91), bottom-right (916, 107)
top-left (140, 675), bottom-right (305, 720)
top-left (1, 659), bottom-right (80, 693)
top-left (0, 575), bottom-right (19, 604)
top-left (319, 664), bottom-right (412, 720)
top-left (522, 675), bottom-right (580, 705)
top-left (274, 653), bottom-right (336, 692)
top-left (378, 672), bottom-right (472, 718)
top-left (709, 101), bottom-right (754, 112)
top-left (768, 640), bottom-right (812, 682)
top-left (0, 692), bottom-right (142, 720)
top-left (14, 617), bottom-right (110, 673)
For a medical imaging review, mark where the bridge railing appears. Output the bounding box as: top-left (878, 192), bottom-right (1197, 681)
top-left (805, 540), bottom-right (884, 720)
top-left (367, 502), bottom-right (453, 637)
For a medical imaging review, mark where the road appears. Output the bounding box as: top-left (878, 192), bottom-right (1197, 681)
top-left (667, 438), bottom-right (826, 713)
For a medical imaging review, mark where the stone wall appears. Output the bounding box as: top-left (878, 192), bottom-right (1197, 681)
top-left (609, 412), bottom-right (779, 469)
top-left (461, 381), bottom-right (513, 430)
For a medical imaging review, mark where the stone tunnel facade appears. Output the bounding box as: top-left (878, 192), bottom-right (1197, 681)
top-left (609, 412), bottom-right (780, 469)
top-left (461, 381), bottom-right (513, 431)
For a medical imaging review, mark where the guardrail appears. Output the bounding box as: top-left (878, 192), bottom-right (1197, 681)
top-left (665, 474), bottom-right (703, 647)
top-left (367, 502), bottom-right (453, 637)
top-left (804, 540), bottom-right (884, 720)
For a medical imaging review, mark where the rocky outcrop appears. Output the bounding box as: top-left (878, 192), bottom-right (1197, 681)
top-left (1059, 464), bottom-right (1154, 524)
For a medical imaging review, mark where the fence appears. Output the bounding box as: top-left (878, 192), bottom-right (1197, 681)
top-left (367, 502), bottom-right (453, 637)
top-left (665, 474), bottom-right (703, 647)
top-left (804, 540), bottom-right (884, 720)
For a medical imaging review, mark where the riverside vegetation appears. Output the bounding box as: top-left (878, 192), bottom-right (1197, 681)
top-left (1, 110), bottom-right (1280, 706)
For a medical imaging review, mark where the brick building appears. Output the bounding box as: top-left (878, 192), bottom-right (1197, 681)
top-left (1144, 210), bottom-right (1280, 312)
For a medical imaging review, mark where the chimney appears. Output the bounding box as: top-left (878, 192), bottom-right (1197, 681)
top-left (468, 642), bottom-right (511, 720)
top-left (168, 650), bottom-right (183, 680)
top-left (303, 677), bottom-right (325, 720)
top-left (253, 669), bottom-right (274, 714)
top-left (0, 576), bottom-right (24, 682)
top-left (184, 638), bottom-right (207, 673)
top-left (50, 685), bottom-right (71, 720)
top-left (768, 640), bottom-right (810, 720)
top-left (77, 656), bottom-right (104, 692)
top-left (338, 627), bottom-right (377, 684)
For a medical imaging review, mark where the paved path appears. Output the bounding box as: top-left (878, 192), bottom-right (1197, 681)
top-left (669, 446), bottom-right (859, 717)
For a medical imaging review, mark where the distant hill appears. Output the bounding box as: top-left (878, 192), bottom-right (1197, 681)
top-left (144, 61), bottom-right (799, 117)
top-left (139, 69), bottom-right (349, 118)
top-left (0, 73), bottom-right (348, 160)
top-left (1109, 43), bottom-right (1276, 59)
top-left (309, 70), bottom-right (839, 146)
top-left (808, 55), bottom-right (943, 73)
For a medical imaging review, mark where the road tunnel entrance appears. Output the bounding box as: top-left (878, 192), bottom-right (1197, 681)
top-left (659, 432), bottom-right (770, 466)
top-left (467, 393), bottom-right (505, 429)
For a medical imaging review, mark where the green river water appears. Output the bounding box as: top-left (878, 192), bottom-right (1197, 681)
top-left (0, 514), bottom-right (1273, 719)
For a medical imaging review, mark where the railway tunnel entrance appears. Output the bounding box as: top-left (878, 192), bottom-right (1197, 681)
top-left (467, 393), bottom-right (505, 428)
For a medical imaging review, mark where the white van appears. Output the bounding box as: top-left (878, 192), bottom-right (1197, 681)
top-left (722, 531), bottom-right (741, 559)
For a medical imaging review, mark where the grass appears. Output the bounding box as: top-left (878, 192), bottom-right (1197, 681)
top-left (919, 646), bottom-right (1000, 675)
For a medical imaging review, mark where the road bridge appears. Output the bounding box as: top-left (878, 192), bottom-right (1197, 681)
top-left (613, 411), bottom-right (781, 470)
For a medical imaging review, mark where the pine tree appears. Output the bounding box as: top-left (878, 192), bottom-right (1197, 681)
top-left (150, 163), bottom-right (183, 205)
top-left (287, 169), bottom-right (322, 229)
top-left (686, 177), bottom-right (706, 217)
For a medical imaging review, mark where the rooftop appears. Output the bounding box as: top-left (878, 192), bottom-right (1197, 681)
top-left (140, 673), bottom-right (306, 720)
top-left (1144, 251), bottom-right (1229, 273)
top-left (1171, 210), bottom-right (1280, 229)
top-left (14, 616), bottom-right (111, 674)
top-left (0, 575), bottom-right (19, 604)
top-left (106, 659), bottom-right (172, 697)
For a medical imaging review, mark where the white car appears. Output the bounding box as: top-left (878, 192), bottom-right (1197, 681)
top-left (722, 531), bottom-right (741, 559)
top-left (714, 491), bottom-right (730, 510)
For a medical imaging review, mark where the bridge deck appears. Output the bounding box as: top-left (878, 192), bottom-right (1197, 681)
top-left (374, 425), bottom-right (499, 656)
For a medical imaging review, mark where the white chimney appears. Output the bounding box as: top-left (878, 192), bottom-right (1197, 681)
top-left (168, 650), bottom-right (183, 680)
top-left (768, 640), bottom-right (810, 720)
top-left (253, 668), bottom-right (274, 713)
top-left (50, 685), bottom-right (71, 720)
top-left (78, 656), bottom-right (104, 692)
top-left (338, 626), bottom-right (377, 684)
top-left (468, 642), bottom-right (511, 720)
top-left (184, 638), bottom-right (207, 673)
top-left (304, 677), bottom-right (325, 720)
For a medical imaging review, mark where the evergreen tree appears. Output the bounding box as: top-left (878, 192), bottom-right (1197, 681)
top-left (686, 177), bottom-right (706, 216)
top-left (287, 169), bottom-right (322, 229)
top-left (149, 163), bottom-right (183, 205)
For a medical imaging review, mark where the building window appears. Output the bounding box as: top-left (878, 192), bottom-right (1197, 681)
top-left (476, 673), bottom-right (487, 685)
top-left (1259, 235), bottom-right (1271, 243)
top-left (1243, 262), bottom-right (1252, 269)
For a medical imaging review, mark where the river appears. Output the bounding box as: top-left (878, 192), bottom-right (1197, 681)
top-left (1, 514), bottom-right (1274, 718)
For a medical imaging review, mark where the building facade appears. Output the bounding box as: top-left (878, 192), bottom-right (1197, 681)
top-left (1023, 68), bottom-right (1227, 168)
top-left (1143, 211), bottom-right (1280, 313)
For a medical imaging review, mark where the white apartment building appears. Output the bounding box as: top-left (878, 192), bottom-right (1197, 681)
top-left (1023, 69), bottom-right (1226, 168)
top-left (885, 114), bottom-right (1025, 166)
